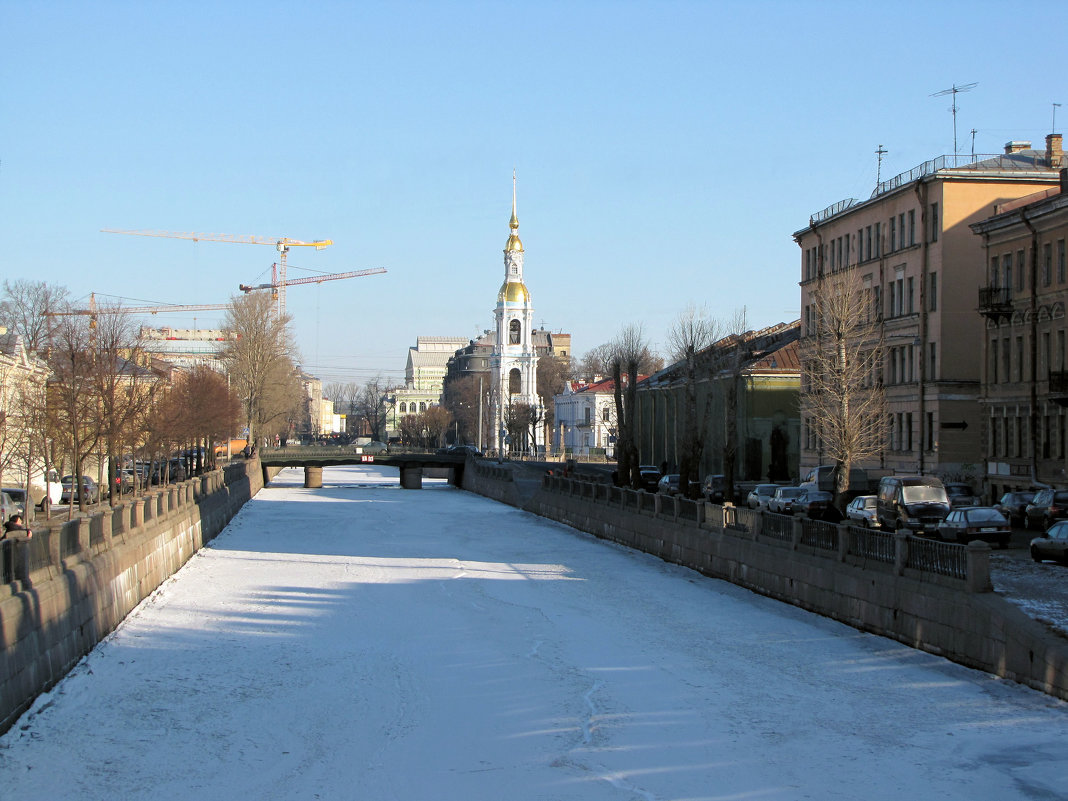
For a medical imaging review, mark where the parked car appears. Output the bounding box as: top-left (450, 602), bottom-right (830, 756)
top-left (447, 445), bottom-right (481, 457)
top-left (1030, 520), bottom-right (1068, 563)
top-left (60, 475), bottom-right (99, 504)
top-left (637, 468), bottom-right (661, 493)
top-left (1024, 489), bottom-right (1068, 531)
top-left (995, 490), bottom-right (1037, 526)
top-left (702, 474), bottom-right (726, 504)
top-left (0, 491), bottom-right (18, 524)
top-left (937, 507), bottom-right (1012, 547)
top-left (746, 483), bottom-right (779, 510)
top-left (799, 464), bottom-right (869, 497)
top-left (944, 482), bottom-right (981, 509)
top-left (657, 474), bottom-right (681, 496)
top-left (1, 487), bottom-right (27, 517)
top-left (876, 475), bottom-right (950, 533)
top-left (846, 495), bottom-right (880, 528)
top-left (768, 486), bottom-right (805, 514)
top-left (795, 490), bottom-right (839, 521)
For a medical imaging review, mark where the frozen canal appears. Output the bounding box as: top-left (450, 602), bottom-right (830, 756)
top-left (2, 465), bottom-right (1067, 800)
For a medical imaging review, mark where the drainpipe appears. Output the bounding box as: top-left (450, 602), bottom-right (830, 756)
top-left (1020, 209), bottom-right (1041, 487)
top-left (913, 181), bottom-right (929, 475)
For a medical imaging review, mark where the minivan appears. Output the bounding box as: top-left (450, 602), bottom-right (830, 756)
top-left (876, 475), bottom-right (950, 533)
top-left (800, 464), bottom-right (869, 497)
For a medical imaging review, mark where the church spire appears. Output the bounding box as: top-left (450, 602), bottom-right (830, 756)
top-left (506, 169), bottom-right (523, 253)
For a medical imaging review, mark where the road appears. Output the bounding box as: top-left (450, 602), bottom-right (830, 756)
top-left (2, 465), bottom-right (1068, 800)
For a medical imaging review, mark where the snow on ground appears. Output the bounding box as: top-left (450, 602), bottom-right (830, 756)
top-left (991, 549), bottom-right (1068, 639)
top-left (2, 464), bottom-right (1068, 800)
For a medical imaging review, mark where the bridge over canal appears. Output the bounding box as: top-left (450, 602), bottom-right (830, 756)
top-left (257, 446), bottom-right (469, 489)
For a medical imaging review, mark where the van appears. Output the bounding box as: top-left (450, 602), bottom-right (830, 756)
top-left (800, 465), bottom-right (869, 496)
top-left (876, 475), bottom-right (950, 533)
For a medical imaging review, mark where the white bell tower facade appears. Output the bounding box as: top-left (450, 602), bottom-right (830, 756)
top-left (490, 173), bottom-right (544, 455)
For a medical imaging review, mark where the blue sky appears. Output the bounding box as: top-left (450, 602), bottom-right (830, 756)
top-left (2, 0), bottom-right (1063, 384)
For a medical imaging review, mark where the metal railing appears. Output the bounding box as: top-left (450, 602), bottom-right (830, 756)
top-left (800, 518), bottom-right (838, 551)
top-left (761, 512), bottom-right (793, 542)
top-left (907, 537), bottom-right (967, 580)
top-left (847, 526), bottom-right (895, 563)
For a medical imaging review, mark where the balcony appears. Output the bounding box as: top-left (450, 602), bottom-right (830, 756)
top-left (1050, 371), bottom-right (1068, 407)
top-left (978, 286), bottom-right (1013, 322)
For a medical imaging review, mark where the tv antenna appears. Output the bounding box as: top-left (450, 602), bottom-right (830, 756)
top-left (875, 144), bottom-right (888, 186)
top-left (1054, 103), bottom-right (1062, 134)
top-left (970, 128), bottom-right (977, 159)
top-left (930, 82), bottom-right (977, 162)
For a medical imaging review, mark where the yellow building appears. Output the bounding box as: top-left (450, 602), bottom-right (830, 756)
top-left (971, 149), bottom-right (1068, 499)
top-left (795, 137), bottom-right (1064, 483)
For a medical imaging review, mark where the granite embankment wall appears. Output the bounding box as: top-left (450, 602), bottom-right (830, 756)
top-left (463, 463), bottom-right (1068, 701)
top-left (0, 460), bottom-right (277, 734)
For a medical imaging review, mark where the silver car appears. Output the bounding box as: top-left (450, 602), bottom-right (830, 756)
top-left (846, 495), bottom-right (880, 528)
top-left (746, 484), bottom-right (780, 510)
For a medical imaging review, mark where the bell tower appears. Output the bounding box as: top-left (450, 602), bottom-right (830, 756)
top-left (490, 172), bottom-right (543, 455)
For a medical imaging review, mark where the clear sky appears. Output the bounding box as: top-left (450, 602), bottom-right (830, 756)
top-left (2, 0), bottom-right (1062, 385)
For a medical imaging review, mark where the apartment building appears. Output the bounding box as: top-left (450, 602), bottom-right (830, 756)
top-left (971, 153), bottom-right (1068, 499)
top-left (554, 378), bottom-right (620, 458)
top-left (795, 137), bottom-right (1064, 483)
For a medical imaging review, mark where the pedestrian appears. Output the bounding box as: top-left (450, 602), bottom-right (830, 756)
top-left (2, 513), bottom-right (31, 538)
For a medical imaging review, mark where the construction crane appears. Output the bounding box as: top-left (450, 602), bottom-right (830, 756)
top-left (102, 228), bottom-right (334, 319)
top-left (45, 292), bottom-right (231, 327)
top-left (239, 265), bottom-right (387, 306)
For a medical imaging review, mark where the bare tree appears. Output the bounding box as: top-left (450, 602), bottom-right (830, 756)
top-left (578, 343), bottom-right (614, 383)
top-left (536, 353), bottom-right (572, 449)
top-left (667, 306), bottom-right (722, 498)
top-left (0, 280), bottom-right (69, 354)
top-left (442, 374), bottom-right (483, 446)
top-left (356, 376), bottom-right (393, 442)
top-left (47, 313), bottom-right (101, 515)
top-left (801, 269), bottom-right (886, 507)
top-left (608, 325), bottom-right (656, 488)
top-left (221, 292), bottom-right (301, 444)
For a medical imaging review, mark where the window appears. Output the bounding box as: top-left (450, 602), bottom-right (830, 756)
top-left (1044, 243), bottom-right (1053, 287)
top-left (1059, 240), bottom-right (1066, 284)
top-left (509, 319), bottom-right (521, 345)
top-left (890, 217), bottom-right (897, 251)
top-left (873, 285), bottom-right (882, 319)
top-left (1044, 415), bottom-right (1052, 459)
top-left (930, 202), bottom-right (939, 242)
top-left (1059, 329), bottom-right (1066, 371)
top-left (929, 342), bottom-right (937, 380)
top-left (905, 412), bottom-right (913, 451)
top-left (991, 417), bottom-right (1000, 458)
top-left (929, 272), bottom-right (937, 311)
top-left (584, 406), bottom-right (591, 424)
top-left (990, 339), bottom-right (999, 383)
top-left (419, 402), bottom-right (427, 412)
top-left (1017, 250), bottom-right (1026, 292)
top-left (1004, 254), bottom-right (1013, 296)
top-left (1002, 337), bottom-right (1010, 383)
top-left (874, 222), bottom-right (881, 257)
top-left (1043, 332), bottom-right (1051, 376)
top-left (907, 276), bottom-right (914, 314)
top-left (908, 209), bottom-right (916, 245)
top-left (991, 255), bottom-right (1000, 286)
top-left (399, 402), bottom-right (407, 413)
top-left (926, 411), bottom-right (934, 451)
top-left (899, 213), bottom-right (906, 247)
top-left (509, 368), bottom-right (522, 394)
top-left (1016, 336), bottom-right (1025, 382)
top-left (865, 226), bottom-right (872, 261)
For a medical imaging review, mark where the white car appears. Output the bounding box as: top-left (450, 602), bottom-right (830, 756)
top-left (846, 495), bottom-right (880, 528)
top-left (746, 484), bottom-right (780, 510)
top-left (768, 486), bottom-right (805, 514)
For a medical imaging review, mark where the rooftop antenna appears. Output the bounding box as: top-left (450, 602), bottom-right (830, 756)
top-left (930, 82), bottom-right (977, 163)
top-left (970, 128), bottom-right (977, 159)
top-left (1054, 103), bottom-right (1062, 134)
top-left (875, 144), bottom-right (888, 187)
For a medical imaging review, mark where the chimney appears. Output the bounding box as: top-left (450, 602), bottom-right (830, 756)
top-left (1047, 133), bottom-right (1064, 169)
top-left (1062, 168), bottom-right (1068, 194)
top-left (1005, 140), bottom-right (1032, 154)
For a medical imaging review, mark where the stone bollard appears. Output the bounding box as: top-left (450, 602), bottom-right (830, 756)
top-left (113, 503), bottom-right (128, 537)
top-left (100, 507), bottom-right (115, 545)
top-left (399, 466), bottom-right (422, 489)
top-left (304, 466), bottom-right (323, 488)
top-left (836, 523), bottom-right (850, 562)
top-left (791, 517), bottom-right (803, 550)
top-left (894, 529), bottom-right (911, 576)
top-left (966, 540), bottom-right (993, 593)
top-left (133, 497), bottom-right (146, 528)
top-left (76, 518), bottom-right (90, 554)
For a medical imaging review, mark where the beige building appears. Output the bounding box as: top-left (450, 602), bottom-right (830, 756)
top-left (795, 137), bottom-right (1064, 483)
top-left (389, 336), bottom-right (469, 436)
top-left (970, 155), bottom-right (1068, 499)
top-left (0, 328), bottom-right (51, 499)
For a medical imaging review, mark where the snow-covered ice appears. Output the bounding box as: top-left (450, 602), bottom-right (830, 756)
top-left (2, 464), bottom-right (1068, 800)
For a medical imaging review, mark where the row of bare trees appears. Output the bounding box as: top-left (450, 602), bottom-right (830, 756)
top-left (0, 281), bottom-right (304, 518)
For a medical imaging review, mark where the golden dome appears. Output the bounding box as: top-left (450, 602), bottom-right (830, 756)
top-left (498, 280), bottom-right (530, 303)
top-left (506, 233), bottom-right (524, 252)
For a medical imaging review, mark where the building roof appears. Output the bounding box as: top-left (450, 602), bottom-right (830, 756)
top-left (641, 320), bottom-right (801, 388)
top-left (798, 145), bottom-right (1062, 234)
